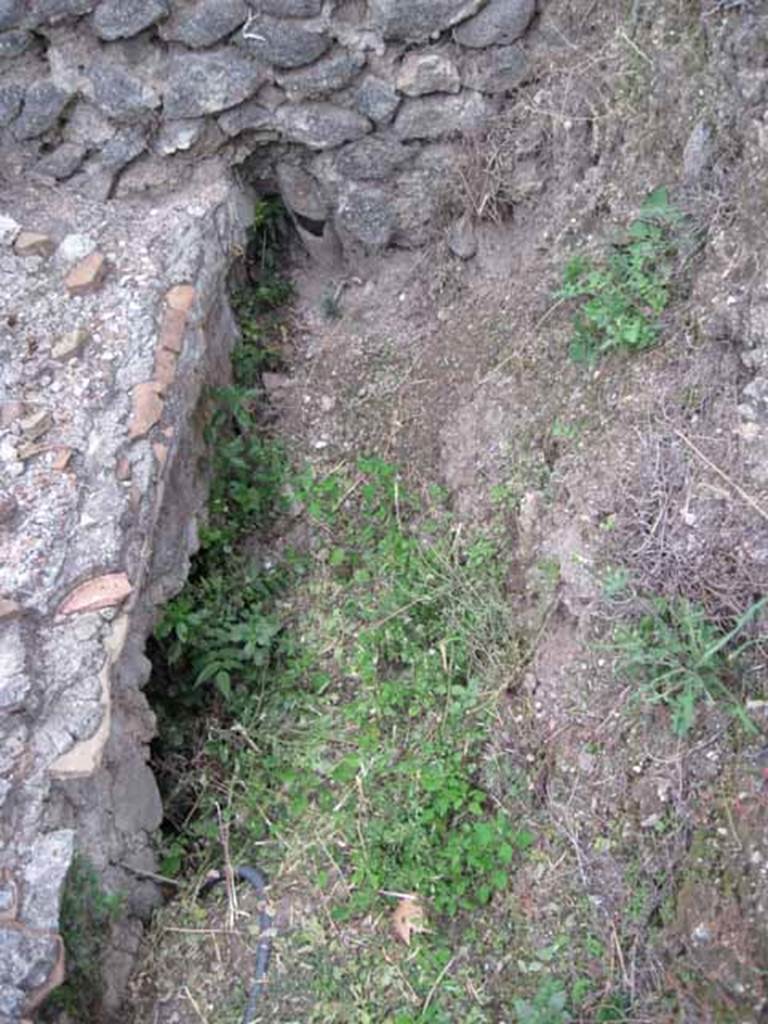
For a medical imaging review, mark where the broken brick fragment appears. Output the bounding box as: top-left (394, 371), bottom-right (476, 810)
top-left (152, 442), bottom-right (168, 467)
top-left (157, 284), bottom-right (196, 356)
top-left (154, 345), bottom-right (177, 392)
top-left (158, 308), bottom-right (186, 354)
top-left (128, 381), bottom-right (163, 439)
top-left (166, 284), bottom-right (195, 312)
top-left (64, 252), bottom-right (106, 296)
top-left (52, 447), bottom-right (72, 471)
top-left (57, 572), bottom-right (132, 616)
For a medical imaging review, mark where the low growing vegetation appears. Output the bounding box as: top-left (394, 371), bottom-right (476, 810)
top-left (44, 854), bottom-right (124, 1020)
top-left (557, 187), bottom-right (686, 364)
top-left (611, 593), bottom-right (766, 737)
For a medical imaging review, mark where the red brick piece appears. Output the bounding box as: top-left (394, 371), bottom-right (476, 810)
top-left (166, 284), bottom-right (195, 312)
top-left (57, 572), bottom-right (132, 616)
top-left (128, 382), bottom-right (163, 440)
top-left (64, 252), bottom-right (106, 296)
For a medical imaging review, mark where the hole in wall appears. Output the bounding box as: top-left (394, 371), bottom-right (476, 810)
top-left (293, 210), bottom-right (326, 238)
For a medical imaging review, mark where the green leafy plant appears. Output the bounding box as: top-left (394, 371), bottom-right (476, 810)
top-left (321, 288), bottom-right (342, 320)
top-left (514, 978), bottom-right (570, 1024)
top-left (46, 854), bottom-right (124, 1019)
top-left (153, 388), bottom-right (290, 707)
top-left (203, 389), bottom-right (288, 555)
top-left (611, 595), bottom-right (766, 736)
top-left (557, 187), bottom-right (683, 364)
top-left (243, 196), bottom-right (293, 297)
top-left (230, 197), bottom-right (293, 380)
top-left (155, 572), bottom-right (285, 705)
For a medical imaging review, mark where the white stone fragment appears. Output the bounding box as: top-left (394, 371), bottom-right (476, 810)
top-left (0, 214), bottom-right (20, 247)
top-left (56, 233), bottom-right (97, 266)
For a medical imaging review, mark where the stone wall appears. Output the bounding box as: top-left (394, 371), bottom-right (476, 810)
top-left (0, 176), bottom-right (253, 1020)
top-left (0, 0), bottom-right (537, 256)
top-left (0, 2), bottom-right (541, 1019)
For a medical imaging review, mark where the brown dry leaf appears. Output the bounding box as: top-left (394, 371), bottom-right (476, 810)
top-left (392, 898), bottom-right (426, 946)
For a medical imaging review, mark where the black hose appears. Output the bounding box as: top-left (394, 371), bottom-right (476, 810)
top-left (200, 865), bottom-right (272, 1024)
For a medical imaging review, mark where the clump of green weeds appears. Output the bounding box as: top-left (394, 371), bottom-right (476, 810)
top-left (611, 594), bottom-right (766, 736)
top-left (231, 196), bottom-right (293, 380)
top-left (513, 978), bottom-right (570, 1024)
top-left (321, 287), bottom-right (342, 320)
top-left (200, 389), bottom-right (288, 558)
top-left (557, 187), bottom-right (684, 364)
top-left (44, 854), bottom-right (123, 1019)
top-left (149, 200), bottom-right (296, 856)
top-left (229, 456), bottom-right (535, 918)
top-left (154, 370), bottom-right (290, 713)
top-left (242, 196), bottom-right (293, 306)
top-left (154, 198), bottom-right (295, 710)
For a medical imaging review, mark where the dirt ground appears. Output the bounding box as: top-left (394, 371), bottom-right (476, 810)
top-left (128, 1), bottom-right (768, 1021)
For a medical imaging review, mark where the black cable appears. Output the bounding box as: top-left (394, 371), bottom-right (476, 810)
top-left (200, 865), bottom-right (272, 1024)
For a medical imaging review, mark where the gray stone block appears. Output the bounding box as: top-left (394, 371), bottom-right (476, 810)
top-left (277, 48), bottom-right (366, 101)
top-left (13, 80), bottom-right (73, 140)
top-left (0, 929), bottom-right (59, 1015)
top-left (355, 74), bottom-right (400, 125)
top-left (369, 0), bottom-right (485, 41)
top-left (163, 49), bottom-right (268, 118)
top-left (277, 101), bottom-right (372, 149)
top-left (0, 28), bottom-right (31, 58)
top-left (394, 90), bottom-right (493, 141)
top-left (461, 43), bottom-right (530, 93)
top-left (277, 161), bottom-right (327, 220)
top-left (34, 141), bottom-right (87, 179)
top-left (158, 0), bottom-right (247, 48)
top-left (29, 0), bottom-right (97, 23)
top-left (396, 51), bottom-right (461, 96)
top-left (239, 14), bottom-right (329, 69)
top-left (0, 0), bottom-right (22, 31)
top-left (0, 83), bottom-right (23, 126)
top-left (259, 0), bottom-right (322, 13)
top-left (454, 0), bottom-right (535, 48)
top-left (92, 0), bottom-right (169, 40)
top-left (99, 124), bottom-right (148, 171)
top-left (87, 64), bottom-right (160, 123)
top-left (683, 120), bottom-right (713, 184)
top-left (218, 100), bottom-right (274, 137)
top-left (153, 119), bottom-right (205, 155)
top-left (335, 135), bottom-right (415, 181)
top-left (337, 181), bottom-right (397, 247)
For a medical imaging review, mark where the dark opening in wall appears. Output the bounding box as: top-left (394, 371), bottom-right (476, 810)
top-left (293, 210), bottom-right (326, 238)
